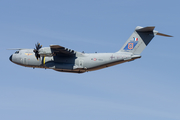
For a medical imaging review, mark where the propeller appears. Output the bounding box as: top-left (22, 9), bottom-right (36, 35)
top-left (33, 42), bottom-right (42, 60)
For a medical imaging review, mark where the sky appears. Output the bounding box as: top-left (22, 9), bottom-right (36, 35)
top-left (0, 0), bottom-right (180, 120)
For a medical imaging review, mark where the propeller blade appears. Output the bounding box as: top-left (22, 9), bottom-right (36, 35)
top-left (33, 42), bottom-right (42, 60)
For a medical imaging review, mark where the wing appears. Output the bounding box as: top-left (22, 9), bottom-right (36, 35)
top-left (50, 45), bottom-right (76, 56)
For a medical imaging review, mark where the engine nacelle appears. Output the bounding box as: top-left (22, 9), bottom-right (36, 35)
top-left (38, 47), bottom-right (53, 57)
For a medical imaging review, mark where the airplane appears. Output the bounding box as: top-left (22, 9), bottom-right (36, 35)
top-left (9, 26), bottom-right (172, 73)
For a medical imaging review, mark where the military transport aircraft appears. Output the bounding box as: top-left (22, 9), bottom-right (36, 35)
top-left (9, 26), bottom-right (172, 73)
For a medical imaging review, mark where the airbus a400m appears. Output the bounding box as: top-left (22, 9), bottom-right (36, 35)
top-left (9, 26), bottom-right (172, 73)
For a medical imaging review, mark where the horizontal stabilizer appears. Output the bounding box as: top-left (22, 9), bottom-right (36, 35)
top-left (136, 26), bottom-right (155, 32)
top-left (157, 32), bottom-right (173, 37)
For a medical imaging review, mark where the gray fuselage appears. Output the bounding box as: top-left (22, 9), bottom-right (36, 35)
top-left (9, 49), bottom-right (140, 73)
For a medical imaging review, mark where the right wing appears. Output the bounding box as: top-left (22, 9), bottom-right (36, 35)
top-left (50, 45), bottom-right (76, 56)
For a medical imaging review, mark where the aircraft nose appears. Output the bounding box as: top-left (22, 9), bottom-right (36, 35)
top-left (9, 55), bottom-right (13, 61)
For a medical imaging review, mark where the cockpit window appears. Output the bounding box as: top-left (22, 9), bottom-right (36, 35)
top-left (15, 51), bottom-right (19, 54)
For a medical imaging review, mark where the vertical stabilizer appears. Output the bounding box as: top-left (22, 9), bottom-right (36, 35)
top-left (117, 26), bottom-right (172, 55)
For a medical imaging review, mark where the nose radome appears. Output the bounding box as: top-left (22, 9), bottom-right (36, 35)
top-left (9, 55), bottom-right (13, 61)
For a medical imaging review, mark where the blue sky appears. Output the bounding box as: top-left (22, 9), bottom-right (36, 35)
top-left (1, 0), bottom-right (180, 120)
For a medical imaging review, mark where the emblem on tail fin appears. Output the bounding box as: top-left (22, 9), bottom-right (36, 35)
top-left (124, 41), bottom-right (138, 51)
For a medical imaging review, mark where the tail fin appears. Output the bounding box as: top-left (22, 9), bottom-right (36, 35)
top-left (117, 26), bottom-right (172, 55)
